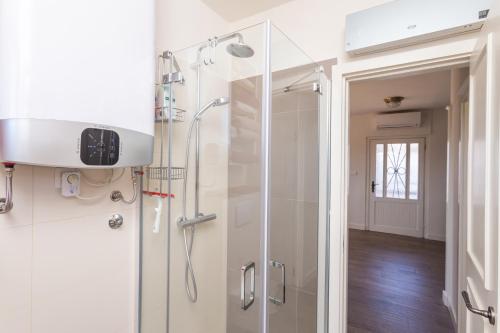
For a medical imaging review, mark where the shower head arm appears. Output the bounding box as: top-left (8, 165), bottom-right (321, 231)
top-left (217, 32), bottom-right (243, 45)
top-left (195, 32), bottom-right (245, 64)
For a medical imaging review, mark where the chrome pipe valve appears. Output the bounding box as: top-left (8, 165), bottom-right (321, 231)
top-left (0, 163), bottom-right (15, 214)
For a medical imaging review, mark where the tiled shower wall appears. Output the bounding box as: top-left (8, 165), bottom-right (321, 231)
top-left (0, 166), bottom-right (139, 333)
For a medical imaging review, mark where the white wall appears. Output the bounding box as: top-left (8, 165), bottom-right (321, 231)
top-left (0, 166), bottom-right (139, 333)
top-left (348, 109), bottom-right (448, 240)
top-left (156, 0), bottom-right (230, 53)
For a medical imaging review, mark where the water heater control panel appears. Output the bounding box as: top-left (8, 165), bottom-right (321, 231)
top-left (80, 128), bottom-right (120, 166)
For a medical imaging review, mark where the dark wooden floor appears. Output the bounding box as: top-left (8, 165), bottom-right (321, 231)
top-left (348, 230), bottom-right (455, 333)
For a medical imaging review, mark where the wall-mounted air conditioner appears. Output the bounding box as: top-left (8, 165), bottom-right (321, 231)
top-left (345, 0), bottom-right (492, 55)
top-left (376, 112), bottom-right (421, 129)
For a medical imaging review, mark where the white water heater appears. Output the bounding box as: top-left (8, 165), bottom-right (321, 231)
top-left (0, 0), bottom-right (155, 168)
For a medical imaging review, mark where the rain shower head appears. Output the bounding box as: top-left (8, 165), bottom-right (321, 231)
top-left (226, 42), bottom-right (255, 58)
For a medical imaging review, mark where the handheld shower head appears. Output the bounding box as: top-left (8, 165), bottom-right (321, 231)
top-left (194, 96), bottom-right (230, 120)
top-left (213, 96), bottom-right (230, 106)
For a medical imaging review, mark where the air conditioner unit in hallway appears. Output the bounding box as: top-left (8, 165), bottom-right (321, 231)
top-left (376, 112), bottom-right (421, 129)
top-left (345, 0), bottom-right (493, 55)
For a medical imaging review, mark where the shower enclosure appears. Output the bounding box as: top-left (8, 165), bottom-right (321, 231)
top-left (140, 21), bottom-right (331, 333)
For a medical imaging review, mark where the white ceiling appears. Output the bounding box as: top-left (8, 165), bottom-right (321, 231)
top-left (349, 70), bottom-right (451, 114)
top-left (201, 0), bottom-right (295, 21)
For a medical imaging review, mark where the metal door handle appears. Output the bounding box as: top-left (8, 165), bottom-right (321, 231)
top-left (241, 262), bottom-right (255, 310)
top-left (269, 260), bottom-right (285, 305)
top-left (462, 291), bottom-right (495, 325)
top-left (371, 180), bottom-right (379, 193)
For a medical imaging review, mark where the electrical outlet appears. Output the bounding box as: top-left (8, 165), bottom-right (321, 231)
top-left (55, 168), bottom-right (78, 189)
top-left (61, 171), bottom-right (81, 197)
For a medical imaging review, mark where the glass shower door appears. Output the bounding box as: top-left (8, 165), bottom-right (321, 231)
top-left (267, 25), bottom-right (330, 333)
top-left (269, 82), bottom-right (322, 333)
top-left (140, 23), bottom-right (268, 333)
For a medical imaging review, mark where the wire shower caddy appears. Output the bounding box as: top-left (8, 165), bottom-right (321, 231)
top-left (143, 166), bottom-right (185, 198)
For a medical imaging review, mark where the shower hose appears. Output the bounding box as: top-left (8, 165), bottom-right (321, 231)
top-left (183, 225), bottom-right (197, 302)
top-left (181, 117), bottom-right (200, 303)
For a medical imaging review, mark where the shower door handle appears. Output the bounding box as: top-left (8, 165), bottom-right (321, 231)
top-left (241, 262), bottom-right (255, 310)
top-left (269, 260), bottom-right (286, 305)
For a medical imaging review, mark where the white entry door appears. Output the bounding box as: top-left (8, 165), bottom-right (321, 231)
top-left (461, 21), bottom-right (500, 332)
top-left (367, 138), bottom-right (425, 237)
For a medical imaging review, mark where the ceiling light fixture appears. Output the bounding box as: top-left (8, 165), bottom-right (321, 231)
top-left (384, 96), bottom-right (405, 108)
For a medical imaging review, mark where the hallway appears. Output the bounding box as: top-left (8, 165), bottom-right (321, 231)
top-left (348, 230), bottom-right (454, 333)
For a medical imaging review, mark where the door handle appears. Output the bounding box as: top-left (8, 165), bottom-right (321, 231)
top-left (269, 260), bottom-right (285, 305)
top-left (240, 262), bottom-right (255, 310)
top-left (461, 291), bottom-right (495, 325)
top-left (371, 180), bottom-right (378, 193)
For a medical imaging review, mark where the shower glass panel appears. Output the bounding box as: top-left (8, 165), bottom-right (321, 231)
top-left (268, 25), bottom-right (329, 333)
top-left (139, 21), bottom-right (330, 333)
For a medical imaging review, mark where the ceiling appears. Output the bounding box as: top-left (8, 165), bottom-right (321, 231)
top-left (349, 70), bottom-right (451, 114)
top-left (201, 0), bottom-right (295, 21)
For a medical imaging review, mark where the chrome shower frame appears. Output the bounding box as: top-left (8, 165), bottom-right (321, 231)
top-left (139, 21), bottom-right (332, 333)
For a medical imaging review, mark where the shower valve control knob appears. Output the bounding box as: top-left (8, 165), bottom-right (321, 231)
top-left (109, 214), bottom-right (123, 229)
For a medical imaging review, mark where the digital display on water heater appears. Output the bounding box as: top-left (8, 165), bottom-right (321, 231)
top-left (80, 128), bottom-right (120, 166)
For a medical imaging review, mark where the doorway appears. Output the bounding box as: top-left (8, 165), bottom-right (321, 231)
top-left (330, 13), bottom-right (500, 331)
top-left (344, 67), bottom-right (466, 332)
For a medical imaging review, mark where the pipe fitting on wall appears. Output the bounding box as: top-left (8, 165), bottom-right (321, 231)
top-left (0, 163), bottom-right (15, 214)
top-left (110, 167), bottom-right (141, 204)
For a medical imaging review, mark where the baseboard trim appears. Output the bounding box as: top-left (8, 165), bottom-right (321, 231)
top-left (426, 234), bottom-right (446, 242)
top-left (348, 224), bottom-right (366, 230)
top-left (368, 225), bottom-right (422, 238)
top-left (442, 290), bottom-right (458, 331)
top-left (442, 290), bottom-right (449, 306)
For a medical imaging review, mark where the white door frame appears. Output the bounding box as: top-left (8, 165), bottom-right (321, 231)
top-left (329, 43), bottom-right (473, 333)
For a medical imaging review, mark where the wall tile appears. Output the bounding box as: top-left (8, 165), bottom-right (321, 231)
top-left (0, 225), bottom-right (32, 333)
top-left (31, 209), bottom-right (136, 333)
